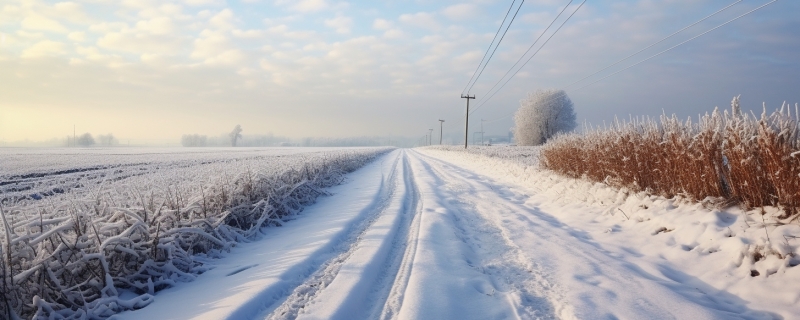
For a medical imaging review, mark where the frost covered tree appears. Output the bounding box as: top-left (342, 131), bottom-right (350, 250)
top-left (513, 89), bottom-right (577, 146)
top-left (230, 125), bottom-right (243, 147)
top-left (76, 133), bottom-right (95, 147)
top-left (181, 134), bottom-right (207, 147)
top-left (97, 133), bottom-right (116, 146)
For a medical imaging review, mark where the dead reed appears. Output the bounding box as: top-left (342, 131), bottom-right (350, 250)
top-left (541, 101), bottom-right (799, 216)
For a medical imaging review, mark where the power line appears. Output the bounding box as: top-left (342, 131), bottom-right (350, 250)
top-left (465, 0), bottom-right (526, 94)
top-left (480, 0), bottom-right (778, 123)
top-left (461, 0), bottom-right (520, 95)
top-left (561, 0), bottom-right (742, 90)
top-left (571, 0), bottom-right (778, 92)
top-left (467, 0), bottom-right (574, 108)
top-left (471, 0), bottom-right (585, 115)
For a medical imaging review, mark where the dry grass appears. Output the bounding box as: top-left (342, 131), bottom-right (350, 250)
top-left (541, 103), bottom-right (800, 217)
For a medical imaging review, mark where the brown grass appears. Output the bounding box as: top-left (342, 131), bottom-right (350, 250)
top-left (541, 103), bottom-right (800, 216)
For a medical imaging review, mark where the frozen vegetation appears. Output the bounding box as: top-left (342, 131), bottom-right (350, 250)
top-left (0, 147), bottom-right (391, 319)
top-left (513, 89), bottom-right (577, 146)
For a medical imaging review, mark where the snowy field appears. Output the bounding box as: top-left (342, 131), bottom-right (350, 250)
top-left (3, 146), bottom-right (798, 319)
top-left (0, 147), bottom-right (382, 205)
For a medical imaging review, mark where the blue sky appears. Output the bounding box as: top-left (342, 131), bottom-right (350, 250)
top-left (0, 0), bottom-right (798, 144)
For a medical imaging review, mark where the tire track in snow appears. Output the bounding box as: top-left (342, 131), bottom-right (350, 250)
top-left (407, 150), bottom-right (561, 319)
top-left (372, 151), bottom-right (423, 320)
top-left (262, 151), bottom-right (405, 320)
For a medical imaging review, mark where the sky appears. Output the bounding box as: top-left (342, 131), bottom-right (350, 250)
top-left (0, 0), bottom-right (798, 145)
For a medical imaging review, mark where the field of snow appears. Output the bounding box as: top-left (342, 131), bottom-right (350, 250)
top-left (0, 147), bottom-right (391, 319)
top-left (0, 147), bottom-right (366, 203)
top-left (4, 146), bottom-right (797, 319)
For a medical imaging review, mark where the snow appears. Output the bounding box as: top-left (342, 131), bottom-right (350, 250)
top-left (0, 147), bottom-right (390, 318)
top-left (108, 147), bottom-right (796, 319)
top-left (111, 150), bottom-right (398, 320)
top-left (419, 147), bottom-right (797, 319)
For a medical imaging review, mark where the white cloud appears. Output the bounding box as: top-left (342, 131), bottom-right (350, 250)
top-left (325, 16), bottom-right (353, 34)
top-left (197, 10), bottom-right (212, 19)
top-left (21, 40), bottom-right (66, 58)
top-left (68, 31), bottom-right (86, 42)
top-left (21, 13), bottom-right (68, 33)
top-left (383, 29), bottom-right (404, 39)
top-left (184, 0), bottom-right (224, 6)
top-left (266, 24), bottom-right (317, 40)
top-left (209, 9), bottom-right (235, 30)
top-left (54, 2), bottom-right (91, 24)
top-left (97, 30), bottom-right (185, 55)
top-left (399, 12), bottom-right (439, 30)
top-left (276, 0), bottom-right (329, 13)
top-left (442, 4), bottom-right (478, 21)
top-left (191, 30), bottom-right (244, 65)
top-left (89, 22), bottom-right (128, 34)
top-left (372, 18), bottom-right (392, 30)
top-left (136, 17), bottom-right (174, 35)
top-left (232, 29), bottom-right (264, 38)
top-left (16, 30), bottom-right (45, 40)
top-left (76, 45), bottom-right (111, 61)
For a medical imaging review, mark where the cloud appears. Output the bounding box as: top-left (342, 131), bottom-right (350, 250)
top-left (97, 30), bottom-right (186, 55)
top-left (373, 18), bottom-right (392, 30)
top-left (184, 0), bottom-right (224, 6)
top-left (68, 32), bottom-right (86, 42)
top-left (191, 30), bottom-right (244, 65)
top-left (232, 29), bottom-right (264, 38)
top-left (442, 4), bottom-right (478, 21)
top-left (21, 13), bottom-right (68, 33)
top-left (383, 29), bottom-right (404, 39)
top-left (89, 22), bottom-right (129, 34)
top-left (75, 45), bottom-right (118, 63)
top-left (209, 9), bottom-right (235, 30)
top-left (276, 0), bottom-right (329, 13)
top-left (136, 17), bottom-right (175, 35)
top-left (325, 16), bottom-right (353, 34)
top-left (399, 12), bottom-right (440, 30)
top-left (54, 2), bottom-right (91, 24)
top-left (21, 40), bottom-right (66, 58)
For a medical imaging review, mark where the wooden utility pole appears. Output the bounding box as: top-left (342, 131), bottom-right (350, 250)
top-left (438, 119), bottom-right (445, 145)
top-left (461, 94), bottom-right (475, 148)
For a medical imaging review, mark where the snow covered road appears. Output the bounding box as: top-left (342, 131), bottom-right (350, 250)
top-left (115, 149), bottom-right (780, 319)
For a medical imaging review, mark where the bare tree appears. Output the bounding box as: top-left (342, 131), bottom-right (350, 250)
top-left (97, 134), bottom-right (116, 146)
top-left (181, 134), bottom-right (208, 147)
top-left (76, 133), bottom-right (95, 147)
top-left (229, 125), bottom-right (243, 147)
top-left (513, 89), bottom-right (577, 146)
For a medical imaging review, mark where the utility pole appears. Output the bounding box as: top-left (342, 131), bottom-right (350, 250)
top-left (438, 119), bottom-right (445, 145)
top-left (428, 129), bottom-right (433, 146)
top-left (461, 94), bottom-right (475, 148)
top-left (73, 125), bottom-right (75, 148)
